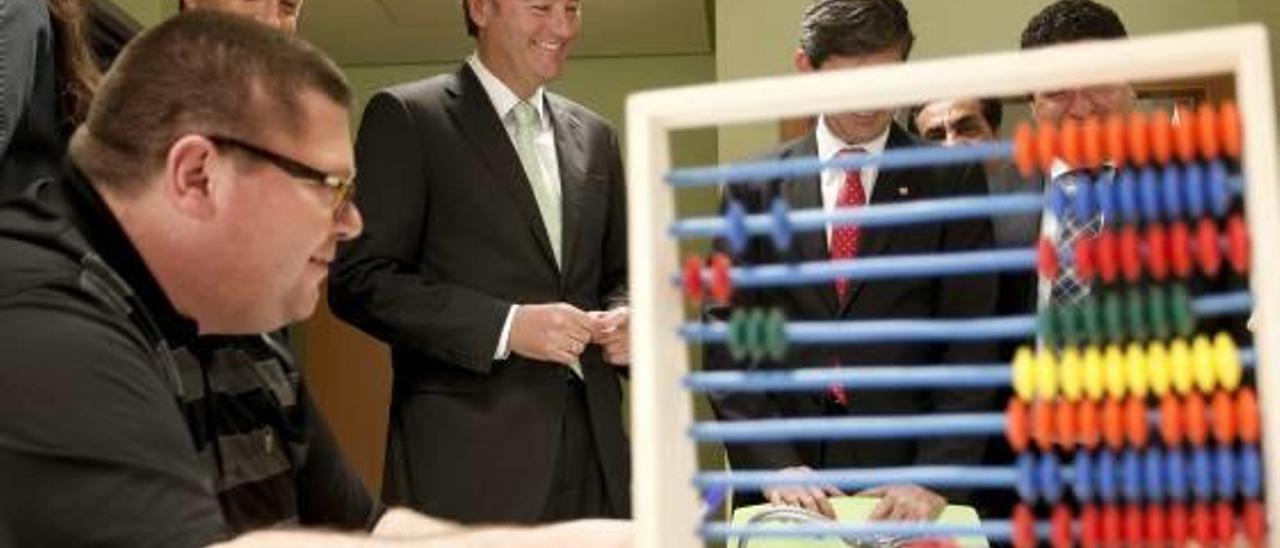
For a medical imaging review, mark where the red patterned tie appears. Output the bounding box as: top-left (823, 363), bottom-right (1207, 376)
top-left (828, 148), bottom-right (867, 407)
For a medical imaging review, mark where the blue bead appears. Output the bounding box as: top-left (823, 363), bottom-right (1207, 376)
top-left (1017, 453), bottom-right (1038, 503)
top-left (1121, 449), bottom-right (1143, 502)
top-left (1144, 447), bottom-right (1166, 503)
top-left (1162, 164), bottom-right (1183, 220)
top-left (1074, 176), bottom-right (1096, 223)
top-left (1190, 447), bottom-right (1213, 501)
top-left (1097, 177), bottom-right (1117, 220)
top-left (1241, 445), bottom-right (1263, 499)
top-left (1139, 167), bottom-right (1162, 222)
top-left (1097, 450), bottom-right (1118, 503)
top-left (1118, 169), bottom-right (1140, 224)
top-left (769, 197), bottom-right (792, 251)
top-left (1040, 452), bottom-right (1063, 504)
top-left (1074, 451), bottom-right (1095, 502)
top-left (1050, 180), bottom-right (1071, 220)
top-left (1214, 445), bottom-right (1236, 499)
top-left (725, 200), bottom-right (749, 254)
top-left (1167, 449), bottom-right (1188, 502)
top-left (1184, 163), bottom-right (1206, 218)
top-left (1207, 160), bottom-right (1231, 218)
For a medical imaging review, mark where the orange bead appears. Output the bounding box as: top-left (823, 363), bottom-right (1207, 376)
top-left (1056, 400), bottom-right (1079, 449)
top-left (1104, 113), bottom-right (1128, 167)
top-left (1238, 387), bottom-right (1260, 444)
top-left (1033, 399), bottom-right (1055, 450)
top-left (1150, 110), bottom-right (1174, 165)
top-left (1173, 107), bottom-right (1198, 163)
top-left (1082, 116), bottom-right (1104, 169)
top-left (1160, 395), bottom-right (1184, 446)
top-left (1006, 399), bottom-right (1030, 452)
top-left (1210, 391), bottom-right (1237, 444)
top-left (1125, 397), bottom-right (1149, 448)
top-left (1220, 100), bottom-right (1242, 159)
top-left (1197, 103), bottom-right (1221, 160)
top-left (1079, 399), bottom-right (1102, 449)
top-left (1103, 398), bottom-right (1125, 450)
top-left (1038, 123), bottom-right (1060, 173)
top-left (1014, 123), bottom-right (1038, 178)
top-left (1184, 392), bottom-right (1208, 446)
top-left (1061, 119), bottom-right (1083, 168)
top-left (1127, 112), bottom-right (1151, 166)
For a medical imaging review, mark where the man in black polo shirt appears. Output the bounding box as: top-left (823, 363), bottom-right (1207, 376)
top-left (0, 11), bottom-right (629, 547)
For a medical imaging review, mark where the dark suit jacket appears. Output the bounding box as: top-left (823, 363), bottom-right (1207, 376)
top-left (0, 0), bottom-right (65, 200)
top-left (704, 124), bottom-right (1000, 506)
top-left (329, 64), bottom-right (629, 523)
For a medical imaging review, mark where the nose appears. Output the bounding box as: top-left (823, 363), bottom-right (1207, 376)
top-left (335, 203), bottom-right (364, 241)
top-left (1063, 91), bottom-right (1094, 120)
top-left (550, 5), bottom-right (579, 40)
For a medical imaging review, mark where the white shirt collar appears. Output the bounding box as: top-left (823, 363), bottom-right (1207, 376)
top-left (468, 54), bottom-right (549, 131)
top-left (815, 115), bottom-right (891, 163)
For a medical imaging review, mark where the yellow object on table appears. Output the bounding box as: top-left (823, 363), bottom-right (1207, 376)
top-left (728, 496), bottom-right (989, 548)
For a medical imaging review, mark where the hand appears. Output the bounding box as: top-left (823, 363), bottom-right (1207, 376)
top-left (589, 306), bottom-right (630, 366)
top-left (532, 519), bottom-right (632, 548)
top-left (763, 466), bottom-right (845, 519)
top-left (509, 303), bottom-right (594, 366)
top-left (857, 484), bottom-right (946, 521)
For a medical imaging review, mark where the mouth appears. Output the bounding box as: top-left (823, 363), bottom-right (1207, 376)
top-left (534, 40), bottom-right (564, 53)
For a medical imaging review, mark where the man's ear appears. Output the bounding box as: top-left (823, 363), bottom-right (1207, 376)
top-left (793, 49), bottom-right (816, 73)
top-left (163, 135), bottom-right (220, 221)
top-left (467, 0), bottom-right (490, 31)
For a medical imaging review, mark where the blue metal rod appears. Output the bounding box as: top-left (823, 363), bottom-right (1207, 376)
top-left (680, 291), bottom-right (1251, 344)
top-left (687, 249), bottom-right (1037, 288)
top-left (692, 413), bottom-right (1012, 442)
top-left (684, 349), bottom-right (1257, 393)
top-left (699, 521), bottom-right (1033, 542)
top-left (695, 466), bottom-right (1022, 491)
top-left (667, 142), bottom-right (1015, 188)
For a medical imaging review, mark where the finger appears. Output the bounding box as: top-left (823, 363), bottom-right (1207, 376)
top-left (550, 349), bottom-right (577, 365)
top-left (808, 487), bottom-right (835, 519)
top-left (766, 489), bottom-right (783, 507)
top-left (823, 484), bottom-right (845, 497)
top-left (795, 491), bottom-right (821, 516)
top-left (868, 496), bottom-right (894, 521)
top-left (857, 486), bottom-right (886, 497)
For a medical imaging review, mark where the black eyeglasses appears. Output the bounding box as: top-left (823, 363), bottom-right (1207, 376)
top-left (207, 135), bottom-right (356, 221)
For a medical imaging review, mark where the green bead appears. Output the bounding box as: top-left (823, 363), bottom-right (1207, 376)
top-left (728, 309), bottom-right (749, 361)
top-left (1126, 287), bottom-right (1148, 341)
top-left (1148, 285), bottom-right (1170, 339)
top-left (1057, 303), bottom-right (1080, 346)
top-left (1103, 291), bottom-right (1125, 343)
top-left (1171, 284), bottom-right (1194, 336)
top-left (1039, 308), bottom-right (1059, 347)
top-left (765, 308), bottom-right (788, 361)
top-left (1080, 295), bottom-right (1103, 344)
top-left (747, 308), bottom-right (768, 362)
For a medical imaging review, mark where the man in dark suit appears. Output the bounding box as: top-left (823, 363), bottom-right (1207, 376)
top-left (705, 0), bottom-right (999, 522)
top-left (329, 0), bottom-right (630, 525)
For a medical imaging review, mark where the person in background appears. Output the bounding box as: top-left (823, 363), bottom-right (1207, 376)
top-left (180, 0), bottom-right (302, 33)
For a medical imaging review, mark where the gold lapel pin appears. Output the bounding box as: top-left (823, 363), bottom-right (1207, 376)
top-left (898, 186), bottom-right (910, 197)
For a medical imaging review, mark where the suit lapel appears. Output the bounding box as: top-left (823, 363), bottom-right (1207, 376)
top-left (443, 65), bottom-right (559, 272)
top-left (782, 136), bottom-right (840, 317)
top-left (838, 125), bottom-right (914, 317)
top-left (547, 95), bottom-right (587, 283)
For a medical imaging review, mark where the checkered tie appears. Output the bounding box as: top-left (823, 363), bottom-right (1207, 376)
top-left (1050, 169), bottom-right (1107, 306)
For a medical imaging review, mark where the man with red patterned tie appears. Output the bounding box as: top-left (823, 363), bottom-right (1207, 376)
top-left (703, 0), bottom-right (999, 523)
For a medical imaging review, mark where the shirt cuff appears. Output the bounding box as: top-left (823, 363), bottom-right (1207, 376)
top-left (494, 304), bottom-right (518, 360)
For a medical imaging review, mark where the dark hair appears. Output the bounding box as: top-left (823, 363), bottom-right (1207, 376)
top-left (906, 98), bottom-right (1004, 136)
top-left (1021, 0), bottom-right (1127, 50)
top-left (463, 0), bottom-right (477, 37)
top-left (799, 0), bottom-right (914, 68)
top-left (46, 0), bottom-right (101, 129)
top-left (69, 10), bottom-right (351, 189)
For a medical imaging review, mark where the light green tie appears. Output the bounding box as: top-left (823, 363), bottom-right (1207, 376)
top-left (510, 101), bottom-right (562, 268)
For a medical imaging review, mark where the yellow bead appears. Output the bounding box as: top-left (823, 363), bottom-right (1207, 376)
top-left (1013, 346), bottom-right (1035, 401)
top-left (1147, 341), bottom-right (1171, 396)
top-left (1059, 346), bottom-right (1084, 402)
top-left (1104, 345), bottom-right (1127, 399)
top-left (1214, 332), bottom-right (1242, 391)
top-left (1169, 339), bottom-right (1194, 395)
top-left (1083, 346), bottom-right (1106, 400)
top-left (1036, 349), bottom-right (1059, 400)
top-left (1125, 342), bottom-right (1149, 398)
top-left (1192, 335), bottom-right (1216, 393)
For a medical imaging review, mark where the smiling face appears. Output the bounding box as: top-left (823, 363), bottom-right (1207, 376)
top-left (795, 45), bottom-right (904, 144)
top-left (468, 0), bottom-right (581, 99)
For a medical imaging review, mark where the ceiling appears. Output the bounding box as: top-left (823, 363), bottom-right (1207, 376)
top-left (299, 0), bottom-right (714, 67)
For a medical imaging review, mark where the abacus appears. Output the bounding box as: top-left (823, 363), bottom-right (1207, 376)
top-left (625, 25), bottom-right (1278, 547)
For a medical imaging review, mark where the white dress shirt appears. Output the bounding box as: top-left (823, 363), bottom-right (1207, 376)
top-left (814, 115), bottom-right (891, 247)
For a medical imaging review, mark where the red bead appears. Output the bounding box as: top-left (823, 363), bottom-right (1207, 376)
top-left (1146, 224), bottom-right (1170, 281)
top-left (1196, 218), bottom-right (1222, 277)
top-left (1169, 503), bottom-right (1191, 546)
top-left (1227, 214), bottom-right (1250, 274)
top-left (1119, 226), bottom-right (1142, 282)
top-left (1074, 236), bottom-right (1096, 282)
top-left (1096, 231), bottom-right (1119, 284)
top-left (1169, 222), bottom-right (1193, 278)
top-left (1244, 500), bottom-right (1266, 545)
top-left (1006, 399), bottom-right (1030, 452)
top-left (1051, 505), bottom-right (1073, 548)
top-left (709, 253), bottom-right (733, 304)
top-left (1038, 237), bottom-right (1060, 280)
top-left (1193, 502), bottom-right (1214, 547)
top-left (1123, 503), bottom-right (1144, 545)
top-left (1102, 504), bottom-right (1122, 546)
top-left (682, 256), bottom-right (704, 302)
top-left (1214, 501), bottom-right (1236, 545)
top-left (1013, 504), bottom-right (1037, 548)
top-left (1146, 503), bottom-right (1168, 545)
top-left (1081, 505), bottom-right (1101, 548)
top-left (1185, 392), bottom-right (1209, 447)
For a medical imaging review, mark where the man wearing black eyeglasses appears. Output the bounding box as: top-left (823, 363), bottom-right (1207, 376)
top-left (0, 11), bottom-right (630, 547)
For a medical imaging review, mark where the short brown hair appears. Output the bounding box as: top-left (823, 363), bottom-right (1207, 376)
top-left (799, 0), bottom-right (914, 67)
top-left (70, 10), bottom-right (351, 189)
